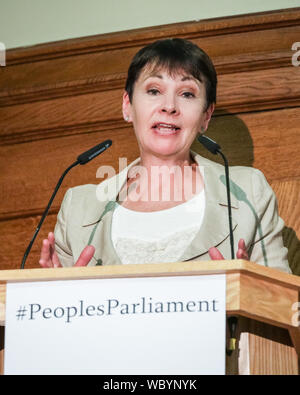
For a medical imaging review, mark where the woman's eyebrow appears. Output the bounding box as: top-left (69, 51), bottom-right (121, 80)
top-left (147, 74), bottom-right (194, 81)
top-left (181, 76), bottom-right (192, 81)
top-left (181, 75), bottom-right (203, 84)
top-left (142, 73), bottom-right (202, 85)
top-left (143, 73), bottom-right (163, 81)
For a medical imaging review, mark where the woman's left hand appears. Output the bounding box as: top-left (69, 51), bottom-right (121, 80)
top-left (208, 238), bottom-right (249, 260)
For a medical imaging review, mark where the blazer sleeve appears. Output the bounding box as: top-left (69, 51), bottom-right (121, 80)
top-left (249, 169), bottom-right (291, 273)
top-left (54, 188), bottom-right (75, 267)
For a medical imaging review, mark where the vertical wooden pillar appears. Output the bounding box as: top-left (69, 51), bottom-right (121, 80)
top-left (226, 317), bottom-right (299, 375)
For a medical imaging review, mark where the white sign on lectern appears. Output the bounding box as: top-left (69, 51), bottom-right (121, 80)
top-left (5, 274), bottom-right (226, 374)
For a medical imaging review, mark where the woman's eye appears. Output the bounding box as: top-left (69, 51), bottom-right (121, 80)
top-left (182, 91), bottom-right (195, 99)
top-left (147, 88), bottom-right (160, 95)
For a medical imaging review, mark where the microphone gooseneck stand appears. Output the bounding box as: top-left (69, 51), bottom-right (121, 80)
top-left (198, 134), bottom-right (234, 259)
top-left (198, 134), bottom-right (238, 355)
top-left (21, 160), bottom-right (78, 270)
top-left (21, 139), bottom-right (112, 269)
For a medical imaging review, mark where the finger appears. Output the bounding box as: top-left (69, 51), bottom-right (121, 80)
top-left (236, 239), bottom-right (249, 260)
top-left (48, 232), bottom-right (55, 250)
top-left (236, 248), bottom-right (249, 260)
top-left (208, 247), bottom-right (224, 260)
top-left (52, 252), bottom-right (62, 268)
top-left (48, 232), bottom-right (62, 268)
top-left (238, 238), bottom-right (246, 250)
top-left (48, 232), bottom-right (56, 257)
top-left (39, 235), bottom-right (62, 268)
top-left (74, 245), bottom-right (95, 267)
top-left (39, 258), bottom-right (48, 268)
top-left (39, 253), bottom-right (61, 269)
top-left (39, 239), bottom-right (52, 268)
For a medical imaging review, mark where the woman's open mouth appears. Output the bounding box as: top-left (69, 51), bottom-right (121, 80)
top-left (152, 122), bottom-right (181, 135)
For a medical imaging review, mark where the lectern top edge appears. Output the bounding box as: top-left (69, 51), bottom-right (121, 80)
top-left (0, 260), bottom-right (299, 288)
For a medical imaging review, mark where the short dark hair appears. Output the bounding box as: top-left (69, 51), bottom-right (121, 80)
top-left (125, 38), bottom-right (217, 110)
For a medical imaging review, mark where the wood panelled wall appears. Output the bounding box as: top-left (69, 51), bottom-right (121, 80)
top-left (0, 8), bottom-right (299, 272)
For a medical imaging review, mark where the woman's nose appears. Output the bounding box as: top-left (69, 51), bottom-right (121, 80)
top-left (160, 95), bottom-right (178, 115)
top-left (161, 106), bottom-right (177, 115)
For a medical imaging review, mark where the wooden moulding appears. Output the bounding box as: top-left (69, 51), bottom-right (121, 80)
top-left (5, 8), bottom-right (300, 65)
top-left (1, 8), bottom-right (300, 111)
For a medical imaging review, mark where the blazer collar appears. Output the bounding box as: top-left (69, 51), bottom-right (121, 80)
top-left (82, 152), bottom-right (239, 264)
top-left (81, 157), bottom-right (140, 265)
top-left (81, 157), bottom-right (140, 227)
top-left (179, 152), bottom-right (238, 261)
top-left (191, 152), bottom-right (239, 208)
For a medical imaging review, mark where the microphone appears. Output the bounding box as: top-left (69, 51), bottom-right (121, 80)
top-left (198, 134), bottom-right (237, 355)
top-left (21, 139), bottom-right (112, 269)
top-left (198, 134), bottom-right (234, 260)
top-left (77, 140), bottom-right (112, 164)
top-left (198, 135), bottom-right (221, 155)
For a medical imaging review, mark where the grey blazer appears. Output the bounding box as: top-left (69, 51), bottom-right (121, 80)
top-left (54, 152), bottom-right (291, 273)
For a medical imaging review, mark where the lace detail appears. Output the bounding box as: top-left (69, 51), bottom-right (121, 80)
top-left (114, 226), bottom-right (199, 265)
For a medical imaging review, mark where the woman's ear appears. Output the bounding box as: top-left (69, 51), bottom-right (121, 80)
top-left (201, 103), bottom-right (215, 132)
top-left (122, 91), bottom-right (132, 122)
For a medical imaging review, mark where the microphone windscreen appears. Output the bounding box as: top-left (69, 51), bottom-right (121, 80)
top-left (77, 140), bottom-right (112, 165)
top-left (198, 135), bottom-right (220, 155)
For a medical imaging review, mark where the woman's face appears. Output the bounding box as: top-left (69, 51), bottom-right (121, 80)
top-left (123, 67), bottom-right (214, 160)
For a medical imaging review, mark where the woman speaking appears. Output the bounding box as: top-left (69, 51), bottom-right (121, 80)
top-left (39, 38), bottom-right (290, 273)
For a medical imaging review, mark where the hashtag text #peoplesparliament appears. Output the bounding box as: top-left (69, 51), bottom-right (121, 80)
top-left (16, 297), bottom-right (219, 324)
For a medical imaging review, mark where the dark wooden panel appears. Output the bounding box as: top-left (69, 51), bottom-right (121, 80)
top-left (0, 106), bottom-right (299, 220)
top-left (1, 66), bottom-right (300, 146)
top-left (0, 127), bottom-right (139, 220)
top-left (217, 66), bottom-right (300, 113)
top-left (0, 8), bottom-right (299, 272)
top-left (0, 214), bottom-right (57, 270)
top-left (193, 107), bottom-right (300, 182)
top-left (0, 89), bottom-right (122, 140)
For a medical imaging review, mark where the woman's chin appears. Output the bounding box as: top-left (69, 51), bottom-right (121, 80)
top-left (140, 131), bottom-right (190, 157)
top-left (146, 143), bottom-right (183, 158)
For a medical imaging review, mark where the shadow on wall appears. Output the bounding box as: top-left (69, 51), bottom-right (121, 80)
top-left (191, 111), bottom-right (299, 275)
top-left (191, 111), bottom-right (254, 167)
top-left (283, 227), bottom-right (300, 276)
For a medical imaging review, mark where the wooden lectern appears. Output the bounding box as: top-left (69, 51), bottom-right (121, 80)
top-left (0, 260), bottom-right (299, 375)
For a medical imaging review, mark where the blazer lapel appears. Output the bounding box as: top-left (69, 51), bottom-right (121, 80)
top-left (180, 153), bottom-right (239, 261)
top-left (89, 205), bottom-right (122, 266)
top-left (81, 157), bottom-right (140, 266)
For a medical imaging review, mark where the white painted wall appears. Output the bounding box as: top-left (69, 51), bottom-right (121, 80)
top-left (0, 0), bottom-right (299, 49)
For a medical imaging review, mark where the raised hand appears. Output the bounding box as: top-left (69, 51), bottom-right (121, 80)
top-left (208, 238), bottom-right (249, 261)
top-left (39, 232), bottom-right (95, 268)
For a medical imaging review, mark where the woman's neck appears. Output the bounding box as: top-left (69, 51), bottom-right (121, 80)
top-left (121, 152), bottom-right (203, 209)
top-left (139, 149), bottom-right (195, 168)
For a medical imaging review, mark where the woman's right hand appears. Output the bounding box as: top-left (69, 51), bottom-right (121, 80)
top-left (39, 232), bottom-right (95, 268)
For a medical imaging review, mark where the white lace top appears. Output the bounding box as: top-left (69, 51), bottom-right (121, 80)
top-left (111, 190), bottom-right (205, 265)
